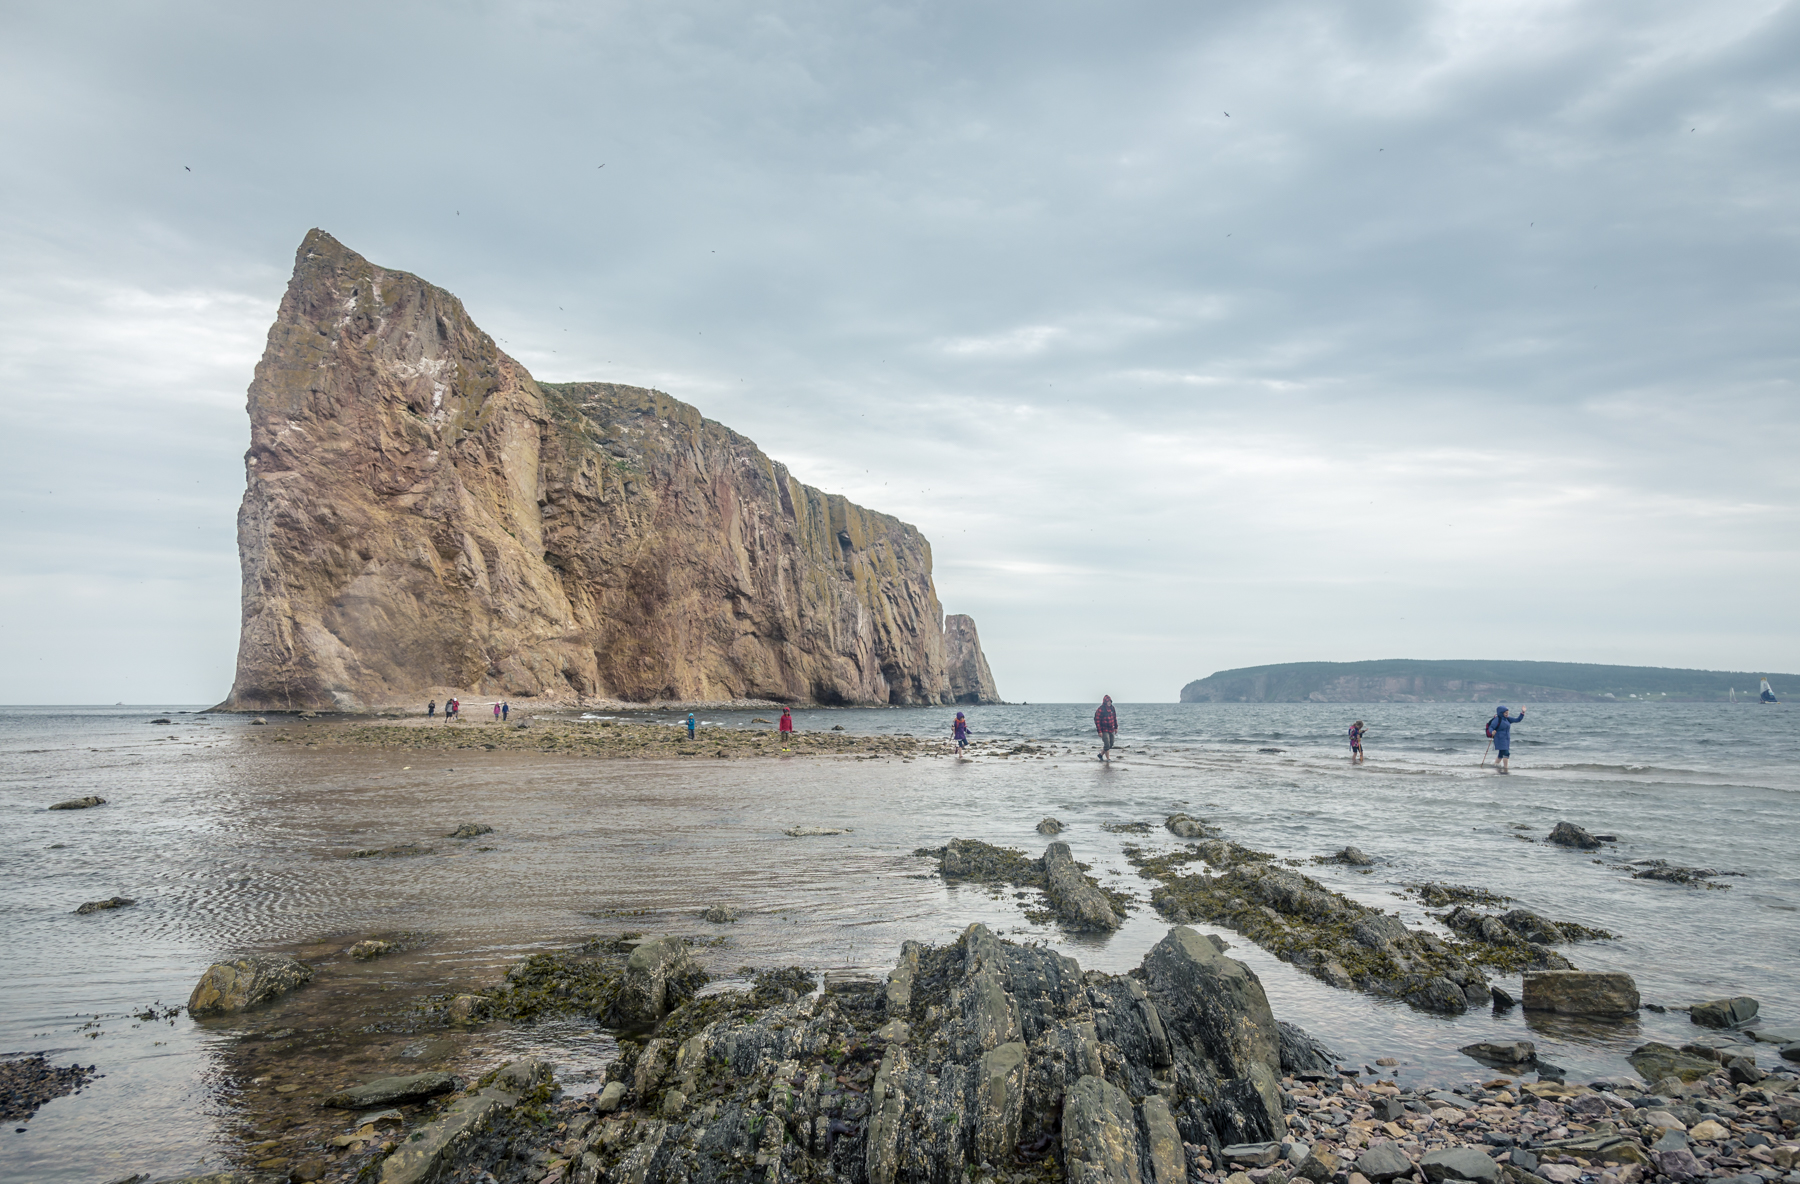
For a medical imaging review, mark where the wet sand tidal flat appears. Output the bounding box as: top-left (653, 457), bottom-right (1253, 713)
top-left (3, 702), bottom-right (1796, 1181)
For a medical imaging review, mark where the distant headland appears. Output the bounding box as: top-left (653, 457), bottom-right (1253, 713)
top-left (1179, 659), bottom-right (1793, 703)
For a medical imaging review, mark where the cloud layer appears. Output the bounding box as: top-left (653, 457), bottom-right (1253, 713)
top-left (2, 0), bottom-right (1796, 702)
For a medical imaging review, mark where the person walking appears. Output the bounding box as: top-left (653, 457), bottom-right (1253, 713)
top-left (778, 709), bottom-right (794, 742)
top-left (1348, 720), bottom-right (1365, 764)
top-left (952, 711), bottom-right (971, 756)
top-left (686, 712), bottom-right (697, 739)
top-left (1488, 704), bottom-right (1526, 771)
top-left (493, 702), bottom-right (502, 722)
top-left (501, 702), bottom-right (509, 722)
top-left (427, 699), bottom-right (436, 719)
top-left (446, 697), bottom-right (458, 722)
top-left (1094, 695), bottom-right (1119, 761)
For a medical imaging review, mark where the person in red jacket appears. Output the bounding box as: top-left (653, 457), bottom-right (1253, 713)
top-left (1094, 695), bottom-right (1118, 761)
top-left (778, 708), bottom-right (794, 740)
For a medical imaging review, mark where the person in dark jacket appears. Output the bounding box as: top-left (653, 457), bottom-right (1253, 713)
top-left (427, 699), bottom-right (436, 718)
top-left (1490, 704), bottom-right (1525, 771)
top-left (1094, 696), bottom-right (1118, 761)
top-left (1348, 720), bottom-right (1365, 764)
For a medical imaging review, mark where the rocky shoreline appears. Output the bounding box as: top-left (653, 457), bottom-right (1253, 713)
top-left (146, 924), bottom-right (1800, 1184)
top-left (1118, 816), bottom-right (1629, 1015)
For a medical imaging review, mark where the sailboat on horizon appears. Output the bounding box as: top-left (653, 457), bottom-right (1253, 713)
top-left (1761, 677), bottom-right (1779, 704)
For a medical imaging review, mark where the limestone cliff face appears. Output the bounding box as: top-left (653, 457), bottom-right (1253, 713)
top-left (220, 230), bottom-right (995, 711)
top-left (943, 614), bottom-right (1001, 704)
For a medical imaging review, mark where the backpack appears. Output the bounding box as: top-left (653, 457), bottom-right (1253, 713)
top-left (1484, 717), bottom-right (1498, 739)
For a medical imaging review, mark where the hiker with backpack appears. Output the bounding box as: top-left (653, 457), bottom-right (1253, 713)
top-left (1486, 705), bottom-right (1525, 771)
top-left (1348, 720), bottom-right (1365, 764)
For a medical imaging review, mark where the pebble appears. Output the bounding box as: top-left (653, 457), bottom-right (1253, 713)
top-left (1275, 1059), bottom-right (1800, 1184)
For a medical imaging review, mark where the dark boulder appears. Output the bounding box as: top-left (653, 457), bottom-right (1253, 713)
top-left (323, 1070), bottom-right (458, 1108)
top-left (1276, 1021), bottom-right (1336, 1075)
top-left (74, 896), bottom-right (135, 915)
top-left (1547, 822), bottom-right (1602, 849)
top-left (1042, 842), bottom-right (1123, 932)
top-left (188, 954), bottom-right (314, 1017)
top-left (612, 937), bottom-right (706, 1026)
top-left (1690, 996), bottom-right (1758, 1029)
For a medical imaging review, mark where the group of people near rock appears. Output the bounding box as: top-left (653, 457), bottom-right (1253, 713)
top-left (948, 695), bottom-right (1123, 761)
top-left (424, 698), bottom-right (508, 722)
top-left (1347, 705), bottom-right (1529, 769)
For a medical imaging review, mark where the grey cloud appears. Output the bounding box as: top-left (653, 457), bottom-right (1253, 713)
top-left (1, 0), bottom-right (1795, 701)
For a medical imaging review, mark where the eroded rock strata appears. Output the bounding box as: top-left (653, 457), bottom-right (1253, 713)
top-left (433, 923), bottom-right (1290, 1184)
top-left (220, 230), bottom-right (993, 712)
top-left (944, 613), bottom-right (1001, 704)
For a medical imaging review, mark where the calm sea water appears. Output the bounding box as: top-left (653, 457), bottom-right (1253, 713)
top-left (2, 700), bottom-right (1795, 1181)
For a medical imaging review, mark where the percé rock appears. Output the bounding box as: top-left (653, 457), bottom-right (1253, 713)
top-left (217, 230), bottom-right (996, 712)
top-left (188, 954), bottom-right (315, 1017)
top-left (1522, 970), bottom-right (1639, 1017)
top-left (943, 614), bottom-right (1001, 704)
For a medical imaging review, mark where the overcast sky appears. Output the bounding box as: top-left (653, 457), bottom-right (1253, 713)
top-left (3, 0), bottom-right (1797, 705)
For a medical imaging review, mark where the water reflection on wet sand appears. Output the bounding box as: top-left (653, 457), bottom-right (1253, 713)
top-left (4, 710), bottom-right (1793, 1181)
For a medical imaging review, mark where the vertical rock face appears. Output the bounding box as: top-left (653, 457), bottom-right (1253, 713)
top-left (220, 230), bottom-right (995, 711)
top-left (943, 613), bottom-right (1001, 704)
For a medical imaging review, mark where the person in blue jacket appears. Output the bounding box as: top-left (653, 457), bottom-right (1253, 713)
top-left (1489, 704), bottom-right (1526, 771)
top-left (686, 712), bottom-right (697, 739)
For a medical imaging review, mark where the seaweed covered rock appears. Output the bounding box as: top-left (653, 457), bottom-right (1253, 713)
top-left (1128, 842), bottom-right (1492, 1013)
top-left (1690, 995), bottom-right (1758, 1029)
top-left (1522, 970), bottom-right (1638, 1017)
top-left (614, 937), bottom-right (708, 1026)
top-left (475, 936), bottom-right (642, 1023)
top-left (1042, 842), bottom-right (1124, 931)
top-left (1433, 906), bottom-right (1615, 972)
top-left (460, 923), bottom-right (1289, 1184)
top-left (1164, 813), bottom-right (1210, 838)
top-left (1547, 822), bottom-right (1602, 849)
top-left (188, 954), bottom-right (315, 1017)
top-left (74, 896), bottom-right (135, 915)
top-left (919, 839), bottom-right (1126, 932)
top-left (1628, 1042), bottom-right (1718, 1084)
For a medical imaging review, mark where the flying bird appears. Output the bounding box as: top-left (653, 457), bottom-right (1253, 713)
top-left (1223, 112), bottom-right (1230, 117)
top-left (184, 166), bottom-right (191, 171)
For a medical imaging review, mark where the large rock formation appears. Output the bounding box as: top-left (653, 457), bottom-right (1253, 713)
top-left (943, 613), bottom-right (1000, 704)
top-left (218, 231), bottom-right (995, 711)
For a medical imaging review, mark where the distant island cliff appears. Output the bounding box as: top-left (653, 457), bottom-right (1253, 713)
top-left (1180, 659), bottom-right (1792, 704)
top-left (219, 230), bottom-right (997, 712)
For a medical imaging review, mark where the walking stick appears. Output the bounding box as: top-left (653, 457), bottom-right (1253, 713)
top-left (1480, 740), bottom-right (1492, 767)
